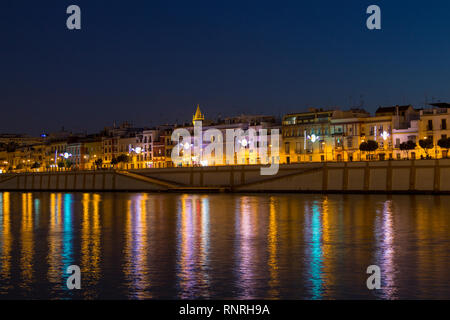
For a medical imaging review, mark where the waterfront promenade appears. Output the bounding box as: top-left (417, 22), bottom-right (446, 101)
top-left (1, 159), bottom-right (450, 193)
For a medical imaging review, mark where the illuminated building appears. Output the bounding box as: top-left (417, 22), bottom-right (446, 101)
top-left (392, 120), bottom-right (419, 160)
top-left (418, 103), bottom-right (450, 159)
top-left (329, 109), bottom-right (370, 162)
top-left (172, 105), bottom-right (280, 167)
top-left (361, 105), bottom-right (419, 161)
top-left (82, 138), bottom-right (103, 170)
top-left (282, 109), bottom-right (336, 163)
top-left (3, 102), bottom-right (450, 173)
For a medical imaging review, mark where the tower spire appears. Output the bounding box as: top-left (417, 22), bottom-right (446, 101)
top-left (193, 104), bottom-right (204, 123)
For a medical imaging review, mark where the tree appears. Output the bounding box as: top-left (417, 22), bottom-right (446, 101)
top-left (110, 157), bottom-right (118, 166)
top-left (419, 139), bottom-right (434, 158)
top-left (366, 140), bottom-right (379, 153)
top-left (94, 158), bottom-right (103, 169)
top-left (399, 140), bottom-right (416, 159)
top-left (360, 140), bottom-right (379, 160)
top-left (31, 162), bottom-right (41, 169)
top-left (57, 160), bottom-right (65, 169)
top-left (116, 154), bottom-right (129, 169)
top-left (65, 160), bottom-right (73, 169)
top-left (438, 137), bottom-right (450, 158)
top-left (116, 154), bottom-right (129, 163)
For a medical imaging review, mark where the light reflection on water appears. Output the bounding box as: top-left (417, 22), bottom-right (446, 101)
top-left (0, 192), bottom-right (450, 299)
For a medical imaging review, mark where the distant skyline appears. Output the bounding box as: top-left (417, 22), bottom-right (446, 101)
top-left (2, 0), bottom-right (450, 135)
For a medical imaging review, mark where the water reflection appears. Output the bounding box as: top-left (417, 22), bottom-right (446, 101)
top-left (304, 200), bottom-right (324, 299)
top-left (374, 200), bottom-right (397, 299)
top-left (20, 193), bottom-right (34, 291)
top-left (81, 193), bottom-right (101, 299)
top-left (62, 194), bottom-right (74, 293)
top-left (123, 194), bottom-right (151, 299)
top-left (47, 193), bottom-right (62, 288)
top-left (176, 195), bottom-right (211, 299)
top-left (267, 197), bottom-right (279, 298)
top-left (0, 192), bottom-right (449, 299)
top-left (235, 196), bottom-right (259, 299)
top-left (0, 192), bottom-right (11, 291)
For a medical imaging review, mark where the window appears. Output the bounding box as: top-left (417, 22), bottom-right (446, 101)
top-left (428, 120), bottom-right (433, 131)
top-left (296, 142), bottom-right (301, 154)
top-left (285, 142), bottom-right (290, 154)
top-left (442, 119), bottom-right (447, 130)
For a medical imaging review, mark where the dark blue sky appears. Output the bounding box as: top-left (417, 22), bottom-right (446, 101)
top-left (1, 0), bottom-right (450, 135)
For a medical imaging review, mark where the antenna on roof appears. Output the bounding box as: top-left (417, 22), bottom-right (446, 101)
top-left (358, 94), bottom-right (364, 108)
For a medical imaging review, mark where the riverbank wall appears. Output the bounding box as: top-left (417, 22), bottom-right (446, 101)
top-left (1, 159), bottom-right (450, 193)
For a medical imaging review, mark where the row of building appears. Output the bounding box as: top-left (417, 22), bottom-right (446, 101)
top-left (1, 103), bottom-right (450, 173)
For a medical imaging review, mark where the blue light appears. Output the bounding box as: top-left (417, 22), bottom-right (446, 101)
top-left (62, 194), bottom-right (74, 291)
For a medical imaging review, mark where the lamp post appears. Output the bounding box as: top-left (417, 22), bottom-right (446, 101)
top-left (322, 141), bottom-right (326, 162)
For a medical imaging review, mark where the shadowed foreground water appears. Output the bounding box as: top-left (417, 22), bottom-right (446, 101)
top-left (0, 192), bottom-right (449, 299)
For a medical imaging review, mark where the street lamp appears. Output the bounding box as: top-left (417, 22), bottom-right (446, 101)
top-left (322, 141), bottom-right (326, 162)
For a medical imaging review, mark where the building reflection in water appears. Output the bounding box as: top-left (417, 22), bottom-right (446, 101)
top-left (320, 197), bottom-right (334, 296)
top-left (267, 197), bottom-right (279, 298)
top-left (0, 192), bottom-right (12, 289)
top-left (20, 193), bottom-right (34, 291)
top-left (47, 193), bottom-right (63, 287)
top-left (374, 200), bottom-right (397, 299)
top-left (176, 194), bottom-right (210, 299)
top-left (123, 193), bottom-right (152, 299)
top-left (81, 193), bottom-right (101, 299)
top-left (61, 193), bottom-right (75, 291)
top-left (0, 192), bottom-right (448, 299)
top-left (235, 196), bottom-right (263, 299)
top-left (304, 200), bottom-right (324, 299)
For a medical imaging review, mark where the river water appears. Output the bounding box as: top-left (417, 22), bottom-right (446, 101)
top-left (0, 191), bottom-right (449, 299)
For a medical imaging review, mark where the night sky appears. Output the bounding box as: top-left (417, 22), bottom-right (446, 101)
top-left (1, 0), bottom-right (450, 135)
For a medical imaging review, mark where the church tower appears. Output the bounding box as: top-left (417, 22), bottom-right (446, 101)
top-left (193, 104), bottom-right (204, 125)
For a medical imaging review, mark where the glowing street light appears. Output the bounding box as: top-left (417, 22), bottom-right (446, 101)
top-left (308, 134), bottom-right (319, 143)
